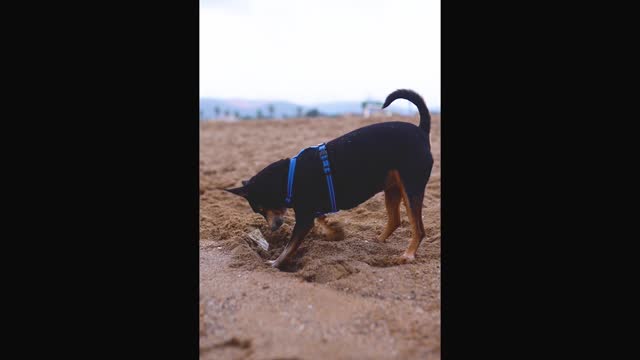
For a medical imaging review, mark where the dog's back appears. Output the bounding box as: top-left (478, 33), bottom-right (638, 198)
top-left (328, 121), bottom-right (432, 209)
top-left (291, 89), bottom-right (433, 213)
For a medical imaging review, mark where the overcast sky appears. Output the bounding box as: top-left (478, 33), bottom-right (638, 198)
top-left (200, 0), bottom-right (440, 107)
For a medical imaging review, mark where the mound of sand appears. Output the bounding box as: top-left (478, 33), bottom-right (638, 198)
top-left (200, 114), bottom-right (440, 359)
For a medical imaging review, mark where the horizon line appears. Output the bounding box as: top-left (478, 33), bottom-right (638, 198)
top-left (200, 96), bottom-right (441, 107)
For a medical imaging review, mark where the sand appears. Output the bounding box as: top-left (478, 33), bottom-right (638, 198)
top-left (200, 114), bottom-right (441, 359)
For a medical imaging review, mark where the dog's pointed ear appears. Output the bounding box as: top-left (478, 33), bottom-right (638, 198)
top-left (241, 180), bottom-right (249, 186)
top-left (225, 186), bottom-right (249, 198)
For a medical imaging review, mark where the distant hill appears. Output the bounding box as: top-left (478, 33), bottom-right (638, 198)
top-left (200, 98), bottom-right (440, 120)
top-left (199, 98), bottom-right (302, 119)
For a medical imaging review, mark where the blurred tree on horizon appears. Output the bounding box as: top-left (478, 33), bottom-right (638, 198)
top-left (305, 109), bottom-right (321, 117)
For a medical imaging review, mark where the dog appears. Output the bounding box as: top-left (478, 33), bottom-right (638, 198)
top-left (225, 89), bottom-right (433, 269)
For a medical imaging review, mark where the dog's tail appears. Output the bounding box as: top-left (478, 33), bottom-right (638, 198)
top-left (382, 89), bottom-right (431, 136)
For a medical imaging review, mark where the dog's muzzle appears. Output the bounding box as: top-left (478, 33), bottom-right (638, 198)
top-left (271, 218), bottom-right (284, 231)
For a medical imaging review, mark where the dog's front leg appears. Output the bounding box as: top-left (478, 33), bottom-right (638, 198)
top-left (267, 217), bottom-right (314, 269)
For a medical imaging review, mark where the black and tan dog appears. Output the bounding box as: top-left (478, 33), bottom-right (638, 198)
top-left (226, 89), bottom-right (433, 269)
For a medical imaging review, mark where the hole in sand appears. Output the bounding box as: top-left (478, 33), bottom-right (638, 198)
top-left (297, 259), bottom-right (359, 283)
top-left (363, 255), bottom-right (410, 268)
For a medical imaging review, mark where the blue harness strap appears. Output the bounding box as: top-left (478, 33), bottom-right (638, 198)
top-left (284, 147), bottom-right (307, 205)
top-left (284, 143), bottom-right (338, 215)
top-left (317, 144), bottom-right (338, 212)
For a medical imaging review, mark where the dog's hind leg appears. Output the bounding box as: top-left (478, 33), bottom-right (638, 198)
top-left (400, 189), bottom-right (426, 261)
top-left (377, 185), bottom-right (402, 242)
top-left (395, 170), bottom-right (428, 261)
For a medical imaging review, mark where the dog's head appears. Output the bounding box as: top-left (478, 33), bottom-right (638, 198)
top-left (225, 178), bottom-right (288, 231)
top-left (224, 159), bottom-right (290, 231)
top-left (226, 181), bottom-right (287, 231)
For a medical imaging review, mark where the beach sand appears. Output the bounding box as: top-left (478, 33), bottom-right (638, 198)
top-left (200, 114), bottom-right (441, 359)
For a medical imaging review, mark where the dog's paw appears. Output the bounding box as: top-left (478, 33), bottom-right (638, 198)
top-left (265, 259), bottom-right (280, 268)
top-left (398, 253), bottom-right (416, 264)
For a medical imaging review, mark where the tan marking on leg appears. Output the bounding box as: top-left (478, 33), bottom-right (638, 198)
top-left (389, 171), bottom-right (425, 261)
top-left (401, 200), bottom-right (425, 261)
top-left (378, 172), bottom-right (402, 242)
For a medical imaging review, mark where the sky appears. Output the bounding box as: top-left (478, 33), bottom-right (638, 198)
top-left (200, 0), bottom-right (440, 108)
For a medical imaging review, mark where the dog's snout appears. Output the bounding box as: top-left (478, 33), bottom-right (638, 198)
top-left (271, 218), bottom-right (284, 231)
